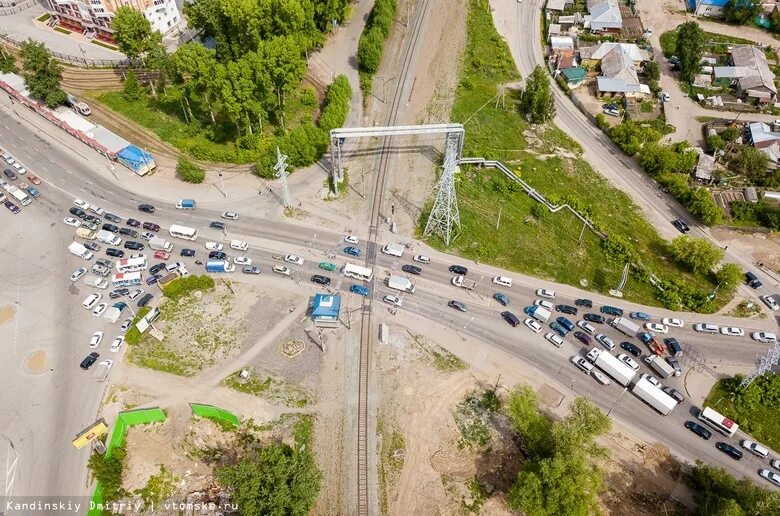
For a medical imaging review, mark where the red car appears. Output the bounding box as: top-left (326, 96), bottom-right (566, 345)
top-left (153, 250), bottom-right (170, 260)
top-left (26, 174), bottom-right (41, 185)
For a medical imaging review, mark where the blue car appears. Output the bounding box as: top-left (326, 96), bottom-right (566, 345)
top-left (493, 293), bottom-right (510, 306)
top-left (350, 284), bottom-right (370, 297)
top-left (25, 186), bottom-right (40, 198)
top-left (549, 321), bottom-right (568, 337)
top-left (629, 311), bottom-right (651, 321)
top-left (344, 246), bottom-right (361, 257)
top-left (556, 316), bottom-right (575, 332)
top-left (638, 332), bottom-right (653, 344)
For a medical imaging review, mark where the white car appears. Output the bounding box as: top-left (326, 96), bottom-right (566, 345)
top-left (89, 331), bottom-right (103, 349)
top-left (534, 299), bottom-right (554, 310)
top-left (71, 267), bottom-right (87, 282)
top-left (383, 295), bottom-right (402, 307)
top-left (273, 265), bottom-right (292, 276)
top-left (536, 288), bottom-right (556, 300)
top-left (644, 322), bottom-right (668, 334)
top-left (693, 323), bottom-right (719, 333)
top-left (591, 370), bottom-right (611, 385)
top-left (662, 317), bottom-right (684, 328)
top-left (595, 334), bottom-right (615, 350)
top-left (284, 254), bottom-right (304, 266)
top-left (577, 320), bottom-right (596, 334)
top-left (2, 153), bottom-right (14, 165)
top-left (617, 353), bottom-right (639, 371)
top-left (570, 355), bottom-right (593, 373)
top-left (544, 332), bottom-right (564, 347)
top-left (752, 331), bottom-right (777, 343)
top-left (524, 318), bottom-right (542, 333)
top-left (128, 289), bottom-right (144, 300)
top-left (110, 336), bottom-right (124, 353)
top-left (64, 217), bottom-right (81, 227)
top-left (73, 198), bottom-right (90, 210)
top-left (344, 235), bottom-right (359, 244)
top-left (761, 295), bottom-right (779, 311)
top-left (89, 205), bottom-right (106, 216)
top-left (221, 211), bottom-right (239, 220)
top-left (413, 255), bottom-right (431, 264)
top-left (234, 256), bottom-right (252, 266)
top-left (120, 318), bottom-right (133, 331)
top-left (205, 242), bottom-right (224, 251)
top-left (641, 373), bottom-right (661, 388)
top-left (720, 326), bottom-right (744, 337)
top-left (82, 293), bottom-right (102, 310)
top-left (759, 469), bottom-right (780, 488)
top-left (659, 92), bottom-right (671, 102)
top-left (141, 231), bottom-right (155, 241)
top-left (92, 303), bottom-right (108, 317)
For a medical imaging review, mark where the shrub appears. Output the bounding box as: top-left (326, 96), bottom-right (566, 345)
top-left (161, 274), bottom-right (215, 301)
top-left (318, 75), bottom-right (352, 132)
top-left (87, 444), bottom-right (127, 504)
top-left (356, 0), bottom-right (398, 95)
top-left (175, 156), bottom-right (206, 183)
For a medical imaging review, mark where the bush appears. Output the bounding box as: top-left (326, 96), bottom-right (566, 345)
top-left (356, 0), bottom-right (398, 95)
top-left (175, 156), bottom-right (206, 183)
top-left (87, 444), bottom-right (127, 504)
top-left (122, 69), bottom-right (142, 101)
top-left (161, 274), bottom-right (215, 301)
top-left (318, 75), bottom-right (352, 132)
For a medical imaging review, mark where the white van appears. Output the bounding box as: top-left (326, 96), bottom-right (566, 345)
top-left (693, 323), bottom-right (719, 334)
top-left (492, 276), bottom-right (512, 288)
top-left (230, 240), bottom-right (248, 251)
top-left (741, 439), bottom-right (769, 459)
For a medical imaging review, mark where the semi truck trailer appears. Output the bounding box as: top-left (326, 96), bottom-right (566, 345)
top-left (611, 317), bottom-right (640, 338)
top-left (586, 348), bottom-right (637, 387)
top-left (631, 376), bottom-right (678, 415)
top-left (644, 355), bottom-right (675, 379)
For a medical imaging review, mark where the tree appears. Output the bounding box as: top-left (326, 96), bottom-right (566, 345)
top-left (688, 187), bottom-right (722, 226)
top-left (520, 66), bottom-right (556, 123)
top-left (716, 263), bottom-right (744, 294)
top-left (218, 443), bottom-right (321, 516)
top-left (730, 146), bottom-right (770, 182)
top-left (264, 36), bottom-right (307, 127)
top-left (506, 386), bottom-right (553, 457)
top-left (175, 156), bottom-right (205, 183)
top-left (723, 0), bottom-right (761, 25)
top-left (720, 126), bottom-right (740, 142)
top-left (707, 134), bottom-right (725, 153)
top-left (112, 6), bottom-right (153, 61)
top-left (668, 235), bottom-right (724, 273)
top-left (771, 10), bottom-right (780, 34)
top-left (0, 46), bottom-right (15, 73)
top-left (644, 60), bottom-right (660, 81)
top-left (122, 69), bottom-right (142, 101)
top-left (675, 22), bottom-right (704, 83)
top-left (19, 40), bottom-right (67, 108)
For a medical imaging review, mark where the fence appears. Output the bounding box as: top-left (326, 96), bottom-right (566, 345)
top-left (0, 0), bottom-right (40, 15)
top-left (0, 33), bottom-right (136, 68)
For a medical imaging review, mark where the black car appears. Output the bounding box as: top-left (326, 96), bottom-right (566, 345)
top-left (138, 203), bottom-right (155, 213)
top-left (501, 311), bottom-right (520, 327)
top-left (180, 248), bottom-right (195, 257)
top-left (84, 214), bottom-right (101, 224)
top-left (555, 304), bottom-right (578, 315)
top-left (80, 352), bottom-right (99, 370)
top-left (126, 218), bottom-right (141, 227)
top-left (575, 298), bottom-right (593, 308)
top-left (600, 305), bottom-right (624, 317)
top-left (209, 251), bottom-right (227, 260)
top-left (137, 293), bottom-right (153, 307)
top-left (146, 274), bottom-right (162, 285)
top-left (311, 274), bottom-right (331, 285)
top-left (149, 263), bottom-right (167, 275)
top-left (96, 258), bottom-right (112, 268)
top-left (620, 341), bottom-right (642, 357)
top-left (84, 241), bottom-right (101, 252)
top-left (685, 421), bottom-right (712, 440)
top-left (209, 221), bottom-right (226, 230)
top-left (716, 442), bottom-right (743, 460)
top-left (69, 206), bottom-right (87, 219)
top-left (448, 300), bottom-right (467, 312)
top-left (119, 227), bottom-right (138, 238)
top-left (124, 241), bottom-right (144, 251)
top-left (104, 212), bottom-right (121, 223)
top-left (449, 265), bottom-right (468, 275)
top-left (584, 313), bottom-right (606, 324)
top-left (673, 219), bottom-right (690, 233)
top-left (4, 200), bottom-right (20, 213)
top-left (401, 264), bottom-right (422, 275)
top-left (142, 222), bottom-right (160, 231)
top-left (574, 331), bottom-right (592, 345)
top-left (106, 248), bottom-right (124, 258)
top-left (109, 288), bottom-right (130, 299)
top-left (102, 223), bottom-right (119, 233)
top-left (3, 168), bottom-right (16, 180)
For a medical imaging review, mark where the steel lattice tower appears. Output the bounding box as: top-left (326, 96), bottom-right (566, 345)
top-left (274, 146), bottom-right (292, 208)
top-left (423, 134), bottom-right (461, 245)
top-left (740, 341), bottom-right (780, 388)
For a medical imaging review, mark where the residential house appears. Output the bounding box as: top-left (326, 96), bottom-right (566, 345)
top-left (694, 151), bottom-right (716, 183)
top-left (712, 46), bottom-right (777, 102)
top-left (585, 0), bottom-right (622, 33)
top-left (47, 0), bottom-right (181, 41)
top-left (580, 42), bottom-right (651, 97)
top-left (747, 122), bottom-right (780, 165)
top-left (550, 35), bottom-right (575, 52)
top-left (693, 0), bottom-right (729, 17)
top-left (561, 67), bottom-right (587, 87)
top-left (545, 0), bottom-right (574, 12)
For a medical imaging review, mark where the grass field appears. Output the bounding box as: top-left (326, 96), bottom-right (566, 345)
top-left (659, 28), bottom-right (754, 57)
top-left (704, 378), bottom-right (780, 451)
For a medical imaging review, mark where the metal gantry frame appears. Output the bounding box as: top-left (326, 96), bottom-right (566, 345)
top-left (740, 341), bottom-right (780, 388)
top-left (423, 133), bottom-right (462, 245)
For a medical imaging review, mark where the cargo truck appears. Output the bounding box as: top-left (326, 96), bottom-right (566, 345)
top-left (102, 302), bottom-right (126, 324)
top-left (68, 241), bottom-right (93, 260)
top-left (639, 332), bottom-right (665, 355)
top-left (97, 230), bottom-right (122, 246)
top-left (76, 227), bottom-right (96, 240)
top-left (451, 275), bottom-right (477, 290)
top-left (206, 260), bottom-right (235, 273)
top-left (176, 199), bottom-right (196, 209)
top-left (93, 360), bottom-right (113, 382)
top-left (631, 376), bottom-right (678, 415)
top-left (381, 243), bottom-right (405, 257)
top-left (586, 348), bottom-right (637, 386)
top-left (644, 355), bottom-right (675, 379)
top-left (7, 185), bottom-right (31, 206)
top-left (524, 305), bottom-right (551, 323)
top-left (387, 274), bottom-right (415, 293)
top-left (611, 317), bottom-right (640, 338)
top-left (84, 275), bottom-right (108, 289)
top-left (148, 237), bottom-right (173, 252)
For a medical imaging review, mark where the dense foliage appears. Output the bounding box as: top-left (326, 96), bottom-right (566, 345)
top-left (609, 121), bottom-right (662, 156)
top-left (722, 0), bottom-right (761, 25)
top-left (19, 39), bottom-right (66, 108)
top-left (175, 156), bottom-right (206, 183)
top-left (87, 445), bottom-right (128, 505)
top-left (688, 461), bottom-right (780, 515)
top-left (675, 22), bottom-right (704, 83)
top-left (357, 0), bottom-right (397, 95)
top-left (668, 236), bottom-right (724, 274)
top-left (715, 262), bottom-right (744, 294)
top-left (520, 66), bottom-right (556, 123)
top-left (0, 47), bottom-right (15, 73)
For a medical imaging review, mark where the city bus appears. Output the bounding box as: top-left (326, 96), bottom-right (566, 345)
top-left (343, 263), bottom-right (373, 282)
top-left (116, 256), bottom-right (147, 273)
top-left (168, 224), bottom-right (198, 241)
top-left (698, 406), bottom-right (739, 437)
top-left (111, 272), bottom-right (143, 288)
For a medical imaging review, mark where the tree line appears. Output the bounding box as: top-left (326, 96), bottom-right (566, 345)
top-left (357, 0), bottom-right (397, 97)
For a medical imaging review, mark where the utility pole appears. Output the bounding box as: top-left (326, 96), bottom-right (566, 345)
top-left (274, 147), bottom-right (292, 208)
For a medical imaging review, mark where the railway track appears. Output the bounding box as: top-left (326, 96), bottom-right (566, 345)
top-left (356, 0), bottom-right (431, 513)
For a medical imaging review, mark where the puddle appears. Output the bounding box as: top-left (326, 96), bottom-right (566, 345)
top-left (24, 351), bottom-right (52, 375)
top-left (0, 305), bottom-right (16, 325)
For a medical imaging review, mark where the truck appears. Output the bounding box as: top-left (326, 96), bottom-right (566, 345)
top-left (638, 332), bottom-right (666, 356)
top-left (644, 355), bottom-right (675, 379)
top-left (68, 241), bottom-right (94, 260)
top-left (524, 305), bottom-right (551, 323)
top-left (586, 348), bottom-right (637, 387)
top-left (176, 199), bottom-right (196, 209)
top-left (97, 230), bottom-right (122, 246)
top-left (149, 237), bottom-right (173, 252)
top-left (381, 243), bottom-right (405, 258)
top-left (67, 94), bottom-right (91, 116)
top-left (76, 227), bottom-right (96, 240)
top-left (387, 274), bottom-right (415, 293)
top-left (631, 376), bottom-right (678, 415)
top-left (206, 260), bottom-right (235, 273)
top-left (611, 317), bottom-right (640, 338)
top-left (102, 302), bottom-right (126, 324)
top-left (451, 275), bottom-right (477, 290)
top-left (84, 275), bottom-right (109, 289)
top-left (7, 185), bottom-right (31, 206)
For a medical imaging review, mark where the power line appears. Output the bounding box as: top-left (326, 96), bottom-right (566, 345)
top-left (423, 133), bottom-right (461, 245)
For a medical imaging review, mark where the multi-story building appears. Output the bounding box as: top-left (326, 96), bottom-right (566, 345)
top-left (47, 0), bottom-right (181, 41)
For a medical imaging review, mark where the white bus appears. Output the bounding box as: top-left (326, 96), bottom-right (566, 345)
top-left (698, 406), bottom-right (739, 437)
top-left (111, 272), bottom-right (143, 288)
top-left (116, 256), bottom-right (147, 273)
top-left (168, 224), bottom-right (198, 241)
top-left (344, 263), bottom-right (373, 282)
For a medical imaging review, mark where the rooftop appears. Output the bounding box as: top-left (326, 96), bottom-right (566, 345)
top-left (580, 42), bottom-right (650, 62)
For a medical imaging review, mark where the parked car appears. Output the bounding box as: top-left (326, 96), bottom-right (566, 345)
top-left (137, 293), bottom-right (153, 307)
top-left (109, 288), bottom-right (129, 299)
top-left (180, 248), bottom-right (196, 257)
top-left (89, 331), bottom-right (103, 349)
top-left (140, 231), bottom-right (156, 241)
top-left (761, 295), bottom-right (779, 311)
top-left (583, 313), bottom-right (605, 324)
top-left (620, 341), bottom-right (642, 357)
top-left (119, 228), bottom-right (138, 238)
top-left (84, 242), bottom-right (101, 252)
top-left (149, 263), bottom-right (167, 275)
top-left (600, 305), bottom-right (623, 316)
top-left (759, 469), bottom-right (780, 488)
top-left (662, 317), bottom-right (684, 328)
top-left (573, 331), bottom-right (592, 345)
top-left (142, 222), bottom-right (160, 231)
top-left (555, 304), bottom-right (577, 315)
top-left (344, 234), bottom-right (359, 244)
top-left (154, 250), bottom-right (170, 260)
top-left (524, 318), bottom-right (542, 333)
top-left (123, 241), bottom-right (144, 251)
top-left (26, 173), bottom-right (41, 185)
top-left (663, 387), bottom-right (686, 404)
top-left (536, 288), bottom-right (555, 299)
top-left (595, 334), bottom-right (615, 350)
top-left (80, 352), bottom-right (100, 370)
top-left (720, 326), bottom-right (744, 337)
top-left (570, 355), bottom-right (593, 373)
top-left (285, 254), bottom-right (304, 265)
top-left (645, 322), bottom-right (668, 334)
top-left (618, 353), bottom-right (639, 371)
top-left (603, 107), bottom-right (620, 117)
top-left (101, 223), bottom-right (119, 233)
top-left (715, 442), bottom-right (743, 460)
top-left (545, 332), bottom-right (564, 347)
top-left (106, 248), bottom-right (124, 258)
top-left (234, 256), bottom-right (251, 265)
top-left (69, 207), bottom-right (87, 219)
top-left (311, 274), bottom-right (331, 285)
top-left (104, 212), bottom-right (121, 223)
top-left (146, 274), bottom-right (162, 285)
top-left (752, 331), bottom-right (777, 343)
top-left (629, 311), bottom-right (650, 321)
top-left (575, 298), bottom-right (593, 308)
top-left (242, 266), bottom-right (261, 274)
top-left (126, 219), bottom-right (141, 227)
top-left (70, 268), bottom-right (87, 282)
top-left (684, 421), bottom-right (712, 440)
top-left (208, 251), bottom-right (227, 260)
